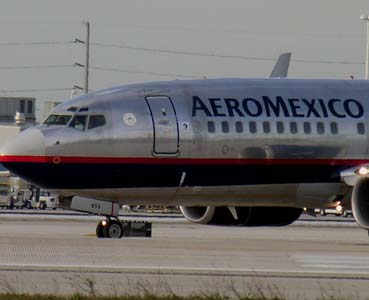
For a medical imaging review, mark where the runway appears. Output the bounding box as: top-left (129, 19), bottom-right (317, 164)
top-left (0, 213), bottom-right (368, 299)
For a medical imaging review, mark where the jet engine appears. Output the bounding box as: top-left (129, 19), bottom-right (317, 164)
top-left (179, 206), bottom-right (302, 226)
top-left (352, 177), bottom-right (369, 229)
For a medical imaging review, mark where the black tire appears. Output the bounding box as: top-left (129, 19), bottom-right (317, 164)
top-left (96, 221), bottom-right (105, 238)
top-left (25, 201), bottom-right (32, 209)
top-left (39, 202), bottom-right (46, 210)
top-left (103, 220), bottom-right (123, 238)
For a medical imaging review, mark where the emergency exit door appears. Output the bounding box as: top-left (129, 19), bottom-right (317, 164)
top-left (145, 96), bottom-right (179, 155)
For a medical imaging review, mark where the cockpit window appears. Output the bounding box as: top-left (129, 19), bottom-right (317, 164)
top-left (69, 115), bottom-right (87, 130)
top-left (88, 115), bottom-right (106, 130)
top-left (79, 107), bottom-right (89, 112)
top-left (44, 114), bottom-right (72, 126)
top-left (67, 107), bottom-right (78, 112)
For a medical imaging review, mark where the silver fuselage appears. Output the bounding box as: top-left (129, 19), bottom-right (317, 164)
top-left (2, 78), bottom-right (369, 208)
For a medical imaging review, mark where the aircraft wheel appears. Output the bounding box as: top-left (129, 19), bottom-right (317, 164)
top-left (96, 221), bottom-right (105, 238)
top-left (103, 220), bottom-right (123, 239)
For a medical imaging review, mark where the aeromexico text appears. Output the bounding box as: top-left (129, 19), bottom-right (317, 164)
top-left (192, 96), bottom-right (364, 118)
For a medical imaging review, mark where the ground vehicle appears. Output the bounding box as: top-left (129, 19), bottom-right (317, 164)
top-left (23, 190), bottom-right (57, 209)
top-left (11, 189), bottom-right (32, 208)
top-left (39, 191), bottom-right (57, 209)
top-left (0, 182), bottom-right (12, 208)
top-left (0, 172), bottom-right (31, 208)
top-left (315, 208), bottom-right (353, 217)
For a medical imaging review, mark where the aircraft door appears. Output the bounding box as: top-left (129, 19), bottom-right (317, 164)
top-left (145, 96), bottom-right (179, 155)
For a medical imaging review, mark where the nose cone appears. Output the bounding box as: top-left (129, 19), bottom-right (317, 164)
top-left (0, 128), bottom-right (50, 187)
top-left (0, 128), bottom-right (45, 159)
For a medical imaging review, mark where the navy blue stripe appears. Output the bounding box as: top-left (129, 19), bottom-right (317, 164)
top-left (2, 162), bottom-right (347, 189)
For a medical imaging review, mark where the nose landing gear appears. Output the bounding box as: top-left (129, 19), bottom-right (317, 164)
top-left (61, 196), bottom-right (152, 239)
top-left (96, 219), bottom-right (123, 238)
top-left (96, 218), bottom-right (152, 239)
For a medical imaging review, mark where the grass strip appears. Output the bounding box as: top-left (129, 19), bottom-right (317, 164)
top-left (0, 293), bottom-right (356, 300)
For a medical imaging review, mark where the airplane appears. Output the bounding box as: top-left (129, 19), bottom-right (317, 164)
top-left (8, 52), bottom-right (369, 239)
top-left (1, 75), bottom-right (369, 238)
top-left (1, 74), bottom-right (369, 238)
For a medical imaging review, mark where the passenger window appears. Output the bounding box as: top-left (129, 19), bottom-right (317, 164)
top-left (249, 121), bottom-right (257, 134)
top-left (358, 123), bottom-right (365, 135)
top-left (303, 122), bottom-right (311, 134)
top-left (88, 115), bottom-right (106, 130)
top-left (263, 122), bottom-right (270, 134)
top-left (235, 121), bottom-right (243, 133)
top-left (221, 121), bottom-right (229, 133)
top-left (207, 121), bottom-right (215, 133)
top-left (69, 115), bottom-right (87, 130)
top-left (290, 122), bottom-right (297, 134)
top-left (330, 122), bottom-right (338, 135)
top-left (317, 122), bottom-right (325, 135)
top-left (276, 122), bottom-right (284, 134)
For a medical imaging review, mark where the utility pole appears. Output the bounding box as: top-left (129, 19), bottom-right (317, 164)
top-left (84, 20), bottom-right (90, 93)
top-left (74, 20), bottom-right (90, 94)
top-left (360, 15), bottom-right (369, 79)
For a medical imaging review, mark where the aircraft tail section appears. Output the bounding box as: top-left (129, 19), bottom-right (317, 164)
top-left (269, 52), bottom-right (291, 78)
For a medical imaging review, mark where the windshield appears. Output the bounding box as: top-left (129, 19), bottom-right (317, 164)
top-left (69, 115), bottom-right (87, 130)
top-left (68, 114), bottom-right (106, 131)
top-left (44, 114), bottom-right (72, 126)
top-left (88, 115), bottom-right (106, 129)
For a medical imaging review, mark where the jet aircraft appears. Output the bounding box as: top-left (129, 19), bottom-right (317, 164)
top-left (1, 76), bottom-right (369, 238)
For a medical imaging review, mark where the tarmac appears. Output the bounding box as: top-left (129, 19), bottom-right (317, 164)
top-left (0, 212), bottom-right (367, 299)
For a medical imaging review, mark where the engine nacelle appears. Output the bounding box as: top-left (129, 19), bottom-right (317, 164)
top-left (352, 177), bottom-right (369, 229)
top-left (179, 206), bottom-right (216, 224)
top-left (179, 206), bottom-right (302, 226)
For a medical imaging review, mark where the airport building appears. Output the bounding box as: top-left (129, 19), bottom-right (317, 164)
top-left (0, 97), bottom-right (36, 124)
top-left (0, 97), bottom-right (37, 172)
top-left (0, 96), bottom-right (37, 148)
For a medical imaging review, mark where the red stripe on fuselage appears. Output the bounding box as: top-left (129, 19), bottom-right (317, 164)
top-left (0, 155), bottom-right (368, 166)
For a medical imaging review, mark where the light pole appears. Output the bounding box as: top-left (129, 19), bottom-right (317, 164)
top-left (74, 21), bottom-right (90, 93)
top-left (84, 21), bottom-right (90, 93)
top-left (360, 15), bottom-right (369, 79)
top-left (70, 85), bottom-right (84, 98)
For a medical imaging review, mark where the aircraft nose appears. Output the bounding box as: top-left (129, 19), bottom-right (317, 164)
top-left (0, 128), bottom-right (46, 159)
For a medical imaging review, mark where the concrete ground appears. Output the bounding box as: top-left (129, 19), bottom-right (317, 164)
top-left (0, 213), bottom-right (367, 299)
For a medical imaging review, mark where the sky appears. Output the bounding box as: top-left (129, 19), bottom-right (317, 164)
top-left (0, 0), bottom-right (367, 120)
